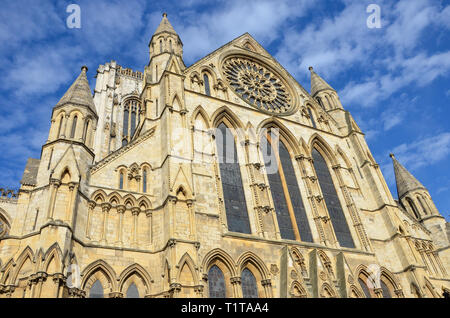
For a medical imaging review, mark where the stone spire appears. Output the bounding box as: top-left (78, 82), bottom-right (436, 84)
top-left (56, 66), bottom-right (97, 115)
top-left (390, 153), bottom-right (426, 199)
top-left (154, 13), bottom-right (177, 36)
top-left (309, 66), bottom-right (336, 97)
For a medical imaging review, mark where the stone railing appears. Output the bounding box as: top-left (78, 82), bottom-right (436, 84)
top-left (0, 188), bottom-right (18, 200)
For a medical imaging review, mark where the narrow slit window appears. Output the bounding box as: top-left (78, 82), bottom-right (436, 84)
top-left (308, 108), bottom-right (317, 128)
top-left (70, 116), bottom-right (78, 138)
top-left (204, 74), bottom-right (211, 96)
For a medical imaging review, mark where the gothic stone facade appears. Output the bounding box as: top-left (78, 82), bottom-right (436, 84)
top-left (0, 14), bottom-right (449, 298)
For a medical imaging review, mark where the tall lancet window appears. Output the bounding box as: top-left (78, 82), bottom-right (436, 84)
top-left (241, 269), bottom-right (258, 298)
top-left (123, 107), bottom-right (129, 138)
top-left (316, 97), bottom-right (325, 109)
top-left (308, 108), bottom-right (317, 129)
top-left (131, 107), bottom-right (136, 137)
top-left (82, 120), bottom-right (89, 142)
top-left (204, 74), bottom-right (211, 96)
top-left (70, 115), bottom-right (78, 138)
top-left (57, 116), bottom-right (63, 138)
top-left (312, 148), bottom-right (355, 248)
top-left (208, 265), bottom-right (226, 298)
top-left (261, 133), bottom-right (313, 242)
top-left (215, 122), bottom-right (251, 234)
top-left (143, 169), bottom-right (147, 193)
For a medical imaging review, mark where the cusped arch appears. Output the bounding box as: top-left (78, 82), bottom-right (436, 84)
top-left (108, 192), bottom-right (122, 206)
top-left (1, 258), bottom-right (15, 284)
top-left (236, 251), bottom-right (270, 279)
top-left (11, 246), bottom-right (35, 284)
top-left (137, 196), bottom-right (152, 210)
top-left (81, 259), bottom-right (117, 293)
top-left (42, 243), bottom-right (63, 274)
top-left (290, 281), bottom-right (308, 298)
top-left (202, 249), bottom-right (237, 277)
top-left (176, 253), bottom-right (199, 284)
top-left (91, 189), bottom-right (107, 204)
top-left (191, 105), bottom-right (211, 129)
top-left (118, 263), bottom-right (152, 296)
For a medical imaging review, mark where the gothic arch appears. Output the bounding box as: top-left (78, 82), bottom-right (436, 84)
top-left (308, 134), bottom-right (338, 166)
top-left (211, 106), bottom-right (245, 136)
top-left (1, 258), bottom-right (15, 284)
top-left (91, 189), bottom-right (107, 204)
top-left (108, 192), bottom-right (122, 206)
top-left (11, 246), bottom-right (35, 284)
top-left (257, 118), bottom-right (302, 155)
top-left (137, 196), bottom-right (152, 210)
top-left (290, 281), bottom-right (308, 298)
top-left (123, 194), bottom-right (137, 208)
top-left (191, 105), bottom-right (211, 129)
top-left (0, 207), bottom-right (11, 234)
top-left (349, 284), bottom-right (364, 298)
top-left (202, 249), bottom-right (237, 277)
top-left (379, 267), bottom-right (401, 292)
top-left (81, 260), bottom-right (117, 294)
top-left (42, 243), bottom-right (63, 274)
top-left (199, 65), bottom-right (218, 84)
top-left (423, 277), bottom-right (437, 298)
top-left (176, 253), bottom-right (199, 285)
top-left (236, 251), bottom-right (270, 280)
top-left (118, 263), bottom-right (152, 296)
top-left (320, 282), bottom-right (337, 298)
top-left (171, 93), bottom-right (183, 111)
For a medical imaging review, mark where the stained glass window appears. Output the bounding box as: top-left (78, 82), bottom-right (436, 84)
top-left (241, 269), bottom-right (258, 298)
top-left (262, 135), bottom-right (312, 242)
top-left (208, 265), bottom-right (226, 298)
top-left (358, 277), bottom-right (371, 298)
top-left (204, 74), bottom-right (211, 96)
top-left (312, 148), bottom-right (355, 248)
top-left (123, 108), bottom-right (129, 137)
top-left (126, 283), bottom-right (139, 298)
top-left (131, 110), bottom-right (136, 137)
top-left (380, 280), bottom-right (392, 298)
top-left (216, 123), bottom-right (251, 234)
top-left (143, 169), bottom-right (147, 193)
top-left (119, 172), bottom-right (124, 190)
top-left (89, 280), bottom-right (104, 298)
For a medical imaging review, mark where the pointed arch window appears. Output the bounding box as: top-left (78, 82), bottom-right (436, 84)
top-left (358, 277), bottom-right (372, 298)
top-left (131, 108), bottom-right (136, 137)
top-left (89, 280), bottom-right (104, 298)
top-left (406, 198), bottom-right (420, 219)
top-left (208, 265), bottom-right (226, 298)
top-left (169, 39), bottom-right (173, 52)
top-left (380, 280), bottom-right (392, 298)
top-left (261, 132), bottom-right (313, 242)
top-left (57, 115), bottom-right (63, 138)
top-left (241, 269), bottom-right (258, 298)
top-left (417, 196), bottom-right (428, 215)
top-left (159, 39), bottom-right (163, 53)
top-left (308, 108), bottom-right (317, 129)
top-left (119, 172), bottom-right (124, 190)
top-left (70, 115), bottom-right (78, 138)
top-left (82, 120), bottom-right (90, 142)
top-left (126, 283), bottom-right (139, 298)
top-left (123, 107), bottom-right (129, 138)
top-left (204, 74), bottom-right (211, 96)
top-left (143, 169), bottom-right (147, 193)
top-left (316, 97), bottom-right (325, 109)
top-left (312, 148), bottom-right (355, 248)
top-left (215, 122), bottom-right (251, 234)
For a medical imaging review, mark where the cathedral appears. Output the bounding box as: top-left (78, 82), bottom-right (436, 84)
top-left (0, 13), bottom-right (448, 298)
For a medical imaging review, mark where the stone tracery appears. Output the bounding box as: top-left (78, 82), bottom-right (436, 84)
top-left (222, 56), bottom-right (292, 114)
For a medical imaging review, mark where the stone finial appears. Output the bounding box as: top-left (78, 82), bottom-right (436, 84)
top-left (389, 153), bottom-right (395, 158)
top-left (309, 66), bottom-right (314, 71)
top-left (81, 65), bottom-right (88, 73)
top-left (163, 12), bottom-right (167, 18)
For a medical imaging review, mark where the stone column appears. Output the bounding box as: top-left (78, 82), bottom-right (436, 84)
top-left (187, 199), bottom-right (196, 240)
top-left (116, 205), bottom-right (125, 245)
top-left (100, 203), bottom-right (112, 243)
top-left (230, 277), bottom-right (242, 298)
top-left (146, 209), bottom-right (152, 245)
top-left (66, 182), bottom-right (78, 223)
top-left (47, 179), bottom-right (61, 220)
top-left (261, 279), bottom-right (272, 298)
top-left (86, 201), bottom-right (96, 239)
top-left (53, 273), bottom-right (65, 298)
top-left (132, 207), bottom-right (140, 247)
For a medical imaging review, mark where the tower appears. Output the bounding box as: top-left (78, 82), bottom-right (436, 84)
top-left (391, 154), bottom-right (449, 248)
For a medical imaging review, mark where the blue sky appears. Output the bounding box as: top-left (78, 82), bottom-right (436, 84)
top-left (0, 0), bottom-right (449, 220)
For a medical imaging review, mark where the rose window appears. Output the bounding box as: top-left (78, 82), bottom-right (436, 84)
top-left (222, 57), bottom-right (292, 114)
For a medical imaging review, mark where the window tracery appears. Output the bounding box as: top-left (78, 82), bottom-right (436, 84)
top-left (222, 56), bottom-right (292, 114)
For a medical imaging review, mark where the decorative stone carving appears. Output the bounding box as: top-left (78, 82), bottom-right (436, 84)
top-left (222, 56), bottom-right (293, 114)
